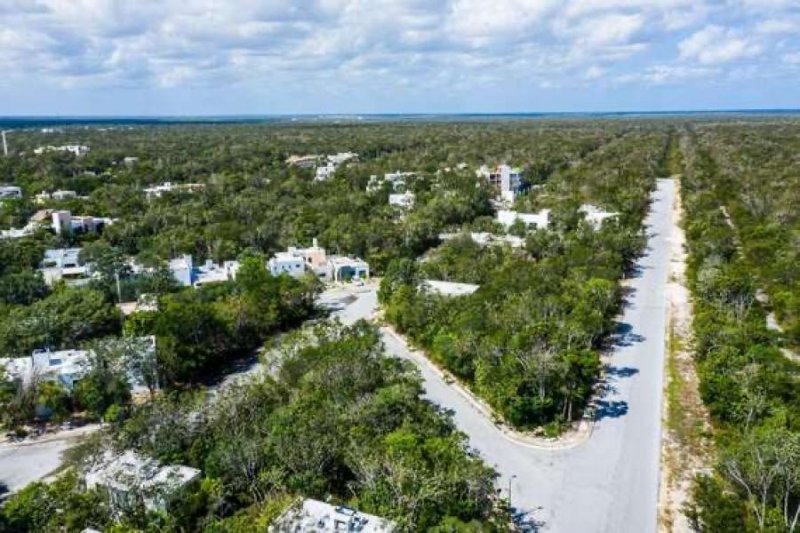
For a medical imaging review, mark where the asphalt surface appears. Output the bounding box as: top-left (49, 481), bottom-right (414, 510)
top-left (0, 425), bottom-right (99, 495)
top-left (332, 179), bottom-right (676, 533)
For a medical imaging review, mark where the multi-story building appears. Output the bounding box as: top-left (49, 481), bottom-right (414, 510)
top-left (39, 248), bottom-right (92, 285)
top-left (477, 164), bottom-right (523, 202)
top-left (51, 210), bottom-right (114, 235)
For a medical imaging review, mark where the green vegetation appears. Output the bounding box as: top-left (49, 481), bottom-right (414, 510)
top-left (1, 322), bottom-right (503, 531)
top-left (380, 131), bottom-right (664, 429)
top-left (676, 124), bottom-right (800, 531)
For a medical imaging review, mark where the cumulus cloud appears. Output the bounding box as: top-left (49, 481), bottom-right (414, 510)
top-left (0, 0), bottom-right (797, 105)
top-left (679, 25), bottom-right (762, 64)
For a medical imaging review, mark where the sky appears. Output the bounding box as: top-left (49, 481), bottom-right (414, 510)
top-left (1, 0), bottom-right (799, 116)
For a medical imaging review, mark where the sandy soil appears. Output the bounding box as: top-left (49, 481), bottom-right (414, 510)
top-left (658, 177), bottom-right (713, 532)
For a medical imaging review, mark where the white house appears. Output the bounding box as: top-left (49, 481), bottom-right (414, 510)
top-left (270, 498), bottom-right (396, 533)
top-left (143, 182), bottom-right (205, 199)
top-left (52, 210), bottom-right (114, 235)
top-left (0, 185), bottom-right (22, 199)
top-left (39, 248), bottom-right (92, 286)
top-left (1, 337), bottom-right (158, 396)
top-left (0, 349), bottom-right (89, 392)
top-left (34, 145), bottom-right (90, 157)
top-left (84, 450), bottom-right (201, 513)
top-left (389, 191), bottom-right (415, 208)
top-left (0, 226), bottom-right (34, 239)
top-left (35, 190), bottom-right (79, 204)
top-left (477, 164), bottom-right (523, 202)
top-left (123, 156), bottom-right (139, 166)
top-left (438, 231), bottom-right (525, 248)
top-left (367, 171), bottom-right (414, 193)
top-left (315, 162), bottom-right (337, 181)
top-left (314, 152), bottom-right (358, 181)
top-left (327, 255), bottom-right (369, 282)
top-left (423, 279), bottom-right (480, 297)
top-left (580, 204), bottom-right (619, 229)
top-left (268, 251), bottom-right (306, 278)
top-left (496, 209), bottom-right (550, 230)
top-left (298, 239), bottom-right (331, 278)
top-left (168, 255), bottom-right (240, 287)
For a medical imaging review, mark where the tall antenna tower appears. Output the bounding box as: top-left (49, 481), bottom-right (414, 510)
top-left (1, 131), bottom-right (7, 156)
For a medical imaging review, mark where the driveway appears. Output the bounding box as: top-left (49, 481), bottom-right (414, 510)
top-left (331, 179), bottom-right (676, 532)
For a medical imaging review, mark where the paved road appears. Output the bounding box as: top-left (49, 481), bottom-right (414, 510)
top-left (0, 425), bottom-right (99, 496)
top-left (332, 179), bottom-right (676, 532)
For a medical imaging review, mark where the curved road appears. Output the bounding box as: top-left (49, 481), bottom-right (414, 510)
top-left (334, 179), bottom-right (676, 533)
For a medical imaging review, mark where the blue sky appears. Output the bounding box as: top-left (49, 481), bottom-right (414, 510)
top-left (1, 0), bottom-right (799, 115)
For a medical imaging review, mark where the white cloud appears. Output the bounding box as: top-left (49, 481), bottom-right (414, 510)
top-left (783, 51), bottom-right (800, 64)
top-left (617, 64), bottom-right (718, 85)
top-left (584, 66), bottom-right (606, 80)
top-left (0, 0), bottom-right (795, 104)
top-left (679, 25), bottom-right (762, 64)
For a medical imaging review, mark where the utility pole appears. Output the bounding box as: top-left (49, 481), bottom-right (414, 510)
top-left (1, 130), bottom-right (8, 156)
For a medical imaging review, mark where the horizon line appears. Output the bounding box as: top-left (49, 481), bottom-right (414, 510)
top-left (2, 107), bottom-right (800, 120)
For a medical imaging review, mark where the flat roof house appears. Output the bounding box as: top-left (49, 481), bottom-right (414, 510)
top-left (143, 182), bottom-right (205, 199)
top-left (33, 144), bottom-right (89, 156)
top-left (268, 251), bottom-right (306, 278)
top-left (269, 238), bottom-right (330, 279)
top-left (496, 209), bottom-right (550, 230)
top-left (270, 498), bottom-right (396, 533)
top-left (52, 210), bottom-right (114, 235)
top-left (327, 256), bottom-right (369, 283)
top-left (39, 247), bottom-right (93, 286)
top-left (168, 255), bottom-right (240, 287)
top-left (84, 450), bottom-right (201, 513)
top-left (389, 191), bottom-right (415, 209)
top-left (579, 204), bottom-right (619, 229)
top-left (0, 185), bottom-right (22, 199)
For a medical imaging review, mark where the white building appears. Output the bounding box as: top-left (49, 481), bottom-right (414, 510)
top-left (0, 349), bottom-right (89, 392)
top-left (52, 210), bottom-right (114, 235)
top-left (423, 279), bottom-right (480, 297)
top-left (314, 152), bottom-right (358, 181)
top-left (35, 190), bottom-right (79, 204)
top-left (0, 185), bottom-right (22, 199)
top-left (84, 450), bottom-right (201, 512)
top-left (579, 204), bottom-right (619, 229)
top-left (477, 164), bottom-right (523, 202)
top-left (496, 209), bottom-right (550, 230)
top-left (438, 231), bottom-right (525, 248)
top-left (168, 255), bottom-right (240, 287)
top-left (1, 210), bottom-right (53, 240)
top-left (268, 239), bottom-right (369, 283)
top-left (0, 226), bottom-right (34, 239)
top-left (367, 171), bottom-right (414, 193)
top-left (388, 191), bottom-right (415, 208)
top-left (123, 156), bottom-right (139, 166)
top-left (315, 162), bottom-right (337, 181)
top-left (39, 248), bottom-right (92, 286)
top-left (33, 145), bottom-right (90, 157)
top-left (327, 255), bottom-right (369, 282)
top-left (143, 182), bottom-right (205, 199)
top-left (270, 498), bottom-right (396, 533)
top-left (268, 251), bottom-right (306, 278)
